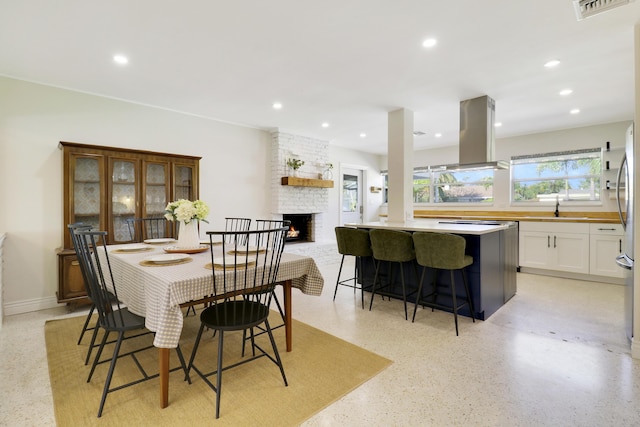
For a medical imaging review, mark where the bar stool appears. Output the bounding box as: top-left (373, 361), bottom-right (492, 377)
top-left (369, 229), bottom-right (417, 320)
top-left (334, 226), bottom-right (373, 309)
top-left (411, 231), bottom-right (476, 335)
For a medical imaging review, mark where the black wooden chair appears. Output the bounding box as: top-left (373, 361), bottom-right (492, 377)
top-left (126, 216), bottom-right (169, 242)
top-left (72, 228), bottom-right (189, 417)
top-left (68, 222), bottom-right (101, 364)
top-left (186, 225), bottom-right (289, 418)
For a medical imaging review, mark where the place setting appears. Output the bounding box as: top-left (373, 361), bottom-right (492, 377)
top-left (111, 244), bottom-right (155, 254)
top-left (139, 253), bottom-right (193, 267)
top-left (205, 255), bottom-right (256, 271)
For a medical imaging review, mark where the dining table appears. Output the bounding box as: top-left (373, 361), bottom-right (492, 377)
top-left (98, 239), bottom-right (325, 408)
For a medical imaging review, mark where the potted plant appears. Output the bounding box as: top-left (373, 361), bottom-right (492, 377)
top-left (286, 158), bottom-right (304, 176)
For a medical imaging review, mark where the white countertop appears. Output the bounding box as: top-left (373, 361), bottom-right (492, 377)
top-left (348, 219), bottom-right (512, 235)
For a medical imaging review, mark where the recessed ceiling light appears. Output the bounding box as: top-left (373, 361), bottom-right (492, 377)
top-left (359, 133), bottom-right (366, 138)
top-left (113, 55), bottom-right (128, 65)
top-left (570, 108), bottom-right (580, 114)
top-left (273, 102), bottom-right (283, 110)
top-left (559, 89), bottom-right (573, 96)
top-left (321, 122), bottom-right (329, 128)
top-left (494, 122), bottom-right (503, 127)
top-left (434, 133), bottom-right (442, 138)
top-left (422, 38), bottom-right (437, 48)
top-left (544, 60), bottom-right (560, 68)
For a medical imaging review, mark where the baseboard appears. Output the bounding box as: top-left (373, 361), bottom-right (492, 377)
top-left (519, 267), bottom-right (624, 285)
top-left (632, 337), bottom-right (640, 359)
top-left (3, 295), bottom-right (63, 316)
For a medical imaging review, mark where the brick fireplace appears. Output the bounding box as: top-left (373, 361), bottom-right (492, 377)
top-left (271, 131), bottom-right (330, 242)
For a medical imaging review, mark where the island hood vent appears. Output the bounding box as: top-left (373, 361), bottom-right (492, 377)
top-left (443, 95), bottom-right (508, 171)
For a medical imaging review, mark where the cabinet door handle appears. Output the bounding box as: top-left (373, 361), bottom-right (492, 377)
top-left (547, 235), bottom-right (550, 248)
top-left (71, 261), bottom-right (80, 266)
top-left (553, 235), bottom-right (557, 248)
top-left (598, 227), bottom-right (616, 231)
top-left (620, 239), bottom-right (623, 253)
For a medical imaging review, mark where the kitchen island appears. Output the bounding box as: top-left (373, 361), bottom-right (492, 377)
top-left (348, 219), bottom-right (518, 320)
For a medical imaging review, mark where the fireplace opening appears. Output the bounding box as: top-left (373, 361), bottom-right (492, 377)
top-left (282, 214), bottom-right (313, 243)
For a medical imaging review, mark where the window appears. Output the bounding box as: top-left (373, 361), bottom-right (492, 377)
top-left (382, 166), bottom-right (495, 204)
top-left (511, 149), bottom-right (601, 203)
top-left (432, 169), bottom-right (494, 203)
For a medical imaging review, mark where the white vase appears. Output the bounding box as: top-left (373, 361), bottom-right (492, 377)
top-left (177, 220), bottom-right (200, 248)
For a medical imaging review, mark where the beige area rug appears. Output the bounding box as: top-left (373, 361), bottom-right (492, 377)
top-left (45, 312), bottom-right (392, 426)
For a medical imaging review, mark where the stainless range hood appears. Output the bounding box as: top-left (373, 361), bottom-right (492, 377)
top-left (443, 95), bottom-right (508, 171)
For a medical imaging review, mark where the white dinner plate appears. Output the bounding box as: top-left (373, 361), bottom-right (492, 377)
top-left (117, 244), bottom-right (148, 252)
top-left (213, 256), bottom-right (251, 267)
top-left (146, 254), bottom-right (190, 264)
top-left (144, 238), bottom-right (176, 244)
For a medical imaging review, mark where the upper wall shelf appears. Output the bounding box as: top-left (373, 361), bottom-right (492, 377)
top-left (281, 176), bottom-right (334, 188)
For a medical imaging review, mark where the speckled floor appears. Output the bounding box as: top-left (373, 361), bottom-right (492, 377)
top-left (1, 262), bottom-right (638, 426)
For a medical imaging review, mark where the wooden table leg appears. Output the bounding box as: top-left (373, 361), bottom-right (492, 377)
top-left (283, 280), bottom-right (292, 352)
top-left (159, 348), bottom-right (169, 408)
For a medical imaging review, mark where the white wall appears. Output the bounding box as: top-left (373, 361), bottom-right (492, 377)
top-left (0, 77), bottom-right (376, 314)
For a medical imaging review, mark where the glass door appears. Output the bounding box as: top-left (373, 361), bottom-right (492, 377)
top-left (342, 168), bottom-right (363, 224)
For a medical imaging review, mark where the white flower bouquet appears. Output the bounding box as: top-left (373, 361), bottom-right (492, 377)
top-left (164, 199), bottom-right (210, 224)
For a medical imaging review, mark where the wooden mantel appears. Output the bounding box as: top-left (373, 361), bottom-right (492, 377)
top-left (281, 177), bottom-right (334, 188)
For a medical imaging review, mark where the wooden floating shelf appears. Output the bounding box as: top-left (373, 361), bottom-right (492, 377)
top-left (281, 176), bottom-right (334, 188)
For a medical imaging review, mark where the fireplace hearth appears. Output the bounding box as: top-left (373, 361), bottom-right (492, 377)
top-left (283, 214), bottom-right (313, 242)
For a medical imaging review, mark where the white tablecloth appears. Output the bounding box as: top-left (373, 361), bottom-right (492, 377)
top-left (98, 243), bottom-right (324, 348)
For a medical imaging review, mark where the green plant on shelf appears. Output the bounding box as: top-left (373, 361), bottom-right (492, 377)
top-left (286, 158), bottom-right (305, 170)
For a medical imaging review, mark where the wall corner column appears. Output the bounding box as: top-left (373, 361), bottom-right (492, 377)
top-left (387, 108), bottom-right (414, 223)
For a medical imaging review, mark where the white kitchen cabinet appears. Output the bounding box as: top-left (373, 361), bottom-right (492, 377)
top-left (519, 222), bottom-right (590, 274)
top-left (589, 223), bottom-right (625, 278)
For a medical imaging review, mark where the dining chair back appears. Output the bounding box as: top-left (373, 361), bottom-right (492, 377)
top-left (411, 231), bottom-right (476, 335)
top-left (187, 225), bottom-right (289, 418)
top-left (126, 217), bottom-right (169, 242)
top-left (252, 219), bottom-right (291, 327)
top-left (224, 217), bottom-right (252, 245)
top-left (334, 226), bottom-right (373, 309)
top-left (68, 222), bottom-right (100, 362)
top-left (72, 228), bottom-right (188, 417)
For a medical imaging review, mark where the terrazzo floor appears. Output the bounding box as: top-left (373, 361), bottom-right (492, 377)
top-left (1, 260), bottom-right (638, 426)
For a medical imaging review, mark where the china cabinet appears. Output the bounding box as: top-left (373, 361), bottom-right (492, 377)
top-left (57, 142), bottom-right (200, 305)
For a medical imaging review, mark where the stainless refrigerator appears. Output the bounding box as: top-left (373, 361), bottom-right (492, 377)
top-left (615, 124), bottom-right (635, 340)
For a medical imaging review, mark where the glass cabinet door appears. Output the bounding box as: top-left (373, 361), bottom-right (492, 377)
top-left (71, 155), bottom-right (103, 231)
top-left (110, 158), bottom-right (138, 242)
top-left (174, 164), bottom-right (195, 200)
top-left (143, 161), bottom-right (169, 217)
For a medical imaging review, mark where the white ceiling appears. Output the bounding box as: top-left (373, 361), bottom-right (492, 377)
top-left (2, 1), bottom-right (640, 154)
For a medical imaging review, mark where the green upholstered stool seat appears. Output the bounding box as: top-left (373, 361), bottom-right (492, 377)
top-left (334, 227), bottom-right (374, 309)
top-left (412, 232), bottom-right (476, 335)
top-left (369, 229), bottom-right (418, 320)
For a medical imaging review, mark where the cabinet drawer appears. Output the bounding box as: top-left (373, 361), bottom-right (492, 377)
top-left (519, 221), bottom-right (589, 234)
top-left (589, 223), bottom-right (623, 235)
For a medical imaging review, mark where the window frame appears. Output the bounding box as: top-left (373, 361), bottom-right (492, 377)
top-left (510, 148), bottom-right (602, 205)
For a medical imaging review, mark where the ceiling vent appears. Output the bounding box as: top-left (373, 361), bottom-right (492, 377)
top-left (573, 0), bottom-right (634, 20)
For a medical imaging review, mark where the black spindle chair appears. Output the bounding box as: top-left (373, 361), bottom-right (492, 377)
top-left (186, 225), bottom-right (289, 419)
top-left (126, 216), bottom-right (169, 242)
top-left (72, 228), bottom-right (189, 418)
